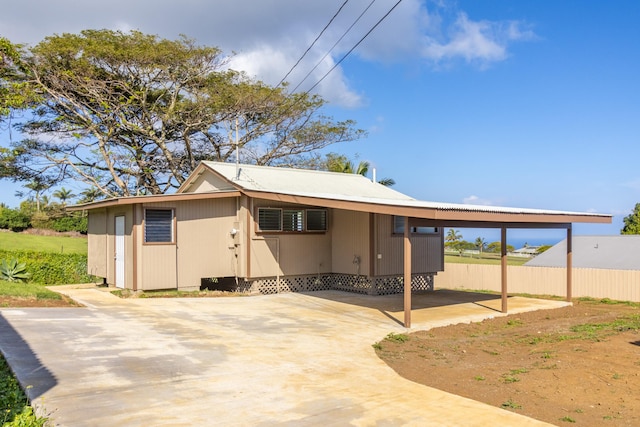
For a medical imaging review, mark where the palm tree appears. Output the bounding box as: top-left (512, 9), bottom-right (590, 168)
top-left (53, 187), bottom-right (76, 206)
top-left (475, 237), bottom-right (487, 253)
top-left (78, 187), bottom-right (104, 204)
top-left (325, 154), bottom-right (394, 186)
top-left (446, 229), bottom-right (462, 243)
top-left (24, 180), bottom-right (50, 211)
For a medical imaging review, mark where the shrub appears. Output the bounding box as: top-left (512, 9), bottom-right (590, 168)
top-left (0, 208), bottom-right (30, 232)
top-left (0, 250), bottom-right (96, 285)
top-left (0, 258), bottom-right (31, 282)
top-left (52, 216), bottom-right (88, 234)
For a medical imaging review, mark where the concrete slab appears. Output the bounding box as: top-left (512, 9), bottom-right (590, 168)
top-left (0, 287), bottom-right (565, 426)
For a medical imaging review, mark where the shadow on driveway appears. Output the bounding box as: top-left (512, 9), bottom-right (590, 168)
top-left (0, 313), bottom-right (57, 400)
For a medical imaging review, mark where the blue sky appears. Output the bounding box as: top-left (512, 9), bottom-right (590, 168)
top-left (1, 0), bottom-right (638, 244)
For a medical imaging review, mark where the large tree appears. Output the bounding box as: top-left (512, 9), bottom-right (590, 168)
top-left (323, 152), bottom-right (395, 186)
top-left (621, 203), bottom-right (640, 235)
top-left (2, 30), bottom-right (364, 197)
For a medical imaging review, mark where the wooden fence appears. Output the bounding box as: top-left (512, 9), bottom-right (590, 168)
top-left (434, 263), bottom-right (640, 302)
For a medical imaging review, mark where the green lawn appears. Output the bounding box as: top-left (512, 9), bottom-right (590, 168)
top-left (445, 253), bottom-right (530, 266)
top-left (0, 232), bottom-right (87, 255)
top-left (0, 280), bottom-right (63, 301)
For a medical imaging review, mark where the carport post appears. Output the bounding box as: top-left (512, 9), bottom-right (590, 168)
top-left (501, 227), bottom-right (508, 313)
top-left (404, 216), bottom-right (412, 328)
top-left (566, 225), bottom-right (572, 301)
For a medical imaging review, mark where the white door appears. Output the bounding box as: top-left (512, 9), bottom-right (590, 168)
top-left (115, 216), bottom-right (125, 289)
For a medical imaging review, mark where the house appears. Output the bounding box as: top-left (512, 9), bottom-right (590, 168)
top-left (525, 235), bottom-right (640, 270)
top-left (72, 161), bottom-right (611, 326)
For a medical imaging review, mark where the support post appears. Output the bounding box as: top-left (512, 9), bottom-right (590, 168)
top-left (501, 227), bottom-right (508, 313)
top-left (566, 226), bottom-right (572, 302)
top-left (404, 216), bottom-right (412, 328)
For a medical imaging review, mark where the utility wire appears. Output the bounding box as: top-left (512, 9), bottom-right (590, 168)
top-left (304, 0), bottom-right (403, 96)
top-left (290, 0), bottom-right (377, 94)
top-left (276, 0), bottom-right (351, 88)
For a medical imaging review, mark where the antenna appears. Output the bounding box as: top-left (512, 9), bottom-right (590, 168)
top-left (372, 168), bottom-right (377, 183)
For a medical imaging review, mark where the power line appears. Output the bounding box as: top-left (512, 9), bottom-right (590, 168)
top-left (290, 0), bottom-right (377, 94)
top-left (304, 0), bottom-right (403, 96)
top-left (276, 0), bottom-right (351, 88)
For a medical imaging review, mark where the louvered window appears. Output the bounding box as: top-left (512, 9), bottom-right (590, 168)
top-left (258, 208), bottom-right (282, 231)
top-left (283, 209), bottom-right (304, 232)
top-left (144, 209), bottom-right (174, 243)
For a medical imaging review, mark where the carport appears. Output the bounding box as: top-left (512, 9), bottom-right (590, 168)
top-left (246, 190), bottom-right (611, 328)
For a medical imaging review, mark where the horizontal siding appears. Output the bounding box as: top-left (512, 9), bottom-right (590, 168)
top-left (435, 263), bottom-right (640, 302)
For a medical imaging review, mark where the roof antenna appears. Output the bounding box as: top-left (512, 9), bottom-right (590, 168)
top-left (235, 117), bottom-right (240, 180)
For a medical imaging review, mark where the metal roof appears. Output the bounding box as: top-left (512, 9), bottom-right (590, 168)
top-left (201, 161), bottom-right (610, 221)
top-left (525, 235), bottom-right (640, 270)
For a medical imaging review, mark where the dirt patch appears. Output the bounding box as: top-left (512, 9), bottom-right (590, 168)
top-left (0, 294), bottom-right (80, 308)
top-left (376, 299), bottom-right (640, 426)
top-left (19, 228), bottom-right (86, 238)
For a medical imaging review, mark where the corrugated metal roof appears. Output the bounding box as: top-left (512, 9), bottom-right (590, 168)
top-left (203, 161), bottom-right (609, 219)
top-left (525, 235), bottom-right (640, 270)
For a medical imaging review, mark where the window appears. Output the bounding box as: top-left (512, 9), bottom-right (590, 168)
top-left (144, 209), bottom-right (174, 243)
top-left (393, 216), bottom-right (438, 235)
top-left (257, 207), bottom-right (328, 233)
top-left (283, 209), bottom-right (304, 232)
top-left (258, 208), bottom-right (282, 231)
top-left (306, 209), bottom-right (327, 231)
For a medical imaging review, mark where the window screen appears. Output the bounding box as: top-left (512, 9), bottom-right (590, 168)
top-left (145, 209), bottom-right (174, 243)
top-left (258, 208), bottom-right (282, 231)
top-left (306, 209), bottom-right (327, 231)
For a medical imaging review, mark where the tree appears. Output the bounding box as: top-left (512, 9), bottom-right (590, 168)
top-left (621, 203), bottom-right (640, 235)
top-left (474, 237), bottom-right (487, 254)
top-left (53, 187), bottom-right (76, 206)
top-left (3, 30), bottom-right (364, 197)
top-left (486, 242), bottom-right (515, 254)
top-left (445, 229), bottom-right (462, 245)
top-left (323, 153), bottom-right (395, 186)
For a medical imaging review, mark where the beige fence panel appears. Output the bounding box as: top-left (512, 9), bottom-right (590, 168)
top-left (435, 264), bottom-right (640, 302)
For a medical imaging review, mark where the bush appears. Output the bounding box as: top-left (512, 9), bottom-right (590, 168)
top-left (52, 216), bottom-right (88, 234)
top-left (0, 249), bottom-right (96, 285)
top-left (0, 258), bottom-right (31, 282)
top-left (0, 208), bottom-right (30, 232)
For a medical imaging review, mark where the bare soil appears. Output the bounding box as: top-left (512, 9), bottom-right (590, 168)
top-left (376, 299), bottom-right (640, 426)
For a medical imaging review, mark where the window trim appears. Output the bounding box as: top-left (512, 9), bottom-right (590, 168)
top-left (143, 208), bottom-right (176, 245)
top-left (392, 216), bottom-right (439, 235)
top-left (256, 207), bottom-right (328, 234)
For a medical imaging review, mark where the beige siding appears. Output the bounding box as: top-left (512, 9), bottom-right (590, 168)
top-left (374, 214), bottom-right (443, 276)
top-left (331, 209), bottom-right (369, 275)
top-left (185, 171), bottom-right (236, 193)
top-left (435, 263), bottom-right (640, 302)
top-left (87, 209), bottom-right (108, 278)
top-left (140, 198), bottom-right (238, 290)
top-left (249, 199), bottom-right (332, 278)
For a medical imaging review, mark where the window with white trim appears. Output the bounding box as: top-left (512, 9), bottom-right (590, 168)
top-left (257, 207), bottom-right (328, 233)
top-left (144, 209), bottom-right (174, 243)
top-left (393, 216), bottom-right (438, 235)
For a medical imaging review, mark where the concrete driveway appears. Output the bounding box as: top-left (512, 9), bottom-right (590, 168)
top-left (0, 286), bottom-right (565, 426)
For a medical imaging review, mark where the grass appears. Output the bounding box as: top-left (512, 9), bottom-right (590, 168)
top-left (1, 355), bottom-right (46, 426)
top-left (0, 280), bottom-right (63, 301)
top-left (444, 253), bottom-right (529, 266)
top-left (0, 232), bottom-right (87, 255)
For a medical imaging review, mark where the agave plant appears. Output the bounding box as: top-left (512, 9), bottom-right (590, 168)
top-left (0, 258), bottom-right (31, 282)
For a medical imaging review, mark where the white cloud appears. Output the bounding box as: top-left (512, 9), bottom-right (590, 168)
top-left (0, 1), bottom-right (535, 105)
top-left (462, 195), bottom-right (494, 205)
top-left (421, 12), bottom-right (534, 66)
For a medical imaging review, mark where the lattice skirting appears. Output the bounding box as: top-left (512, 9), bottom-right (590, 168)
top-left (240, 273), bottom-right (435, 295)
